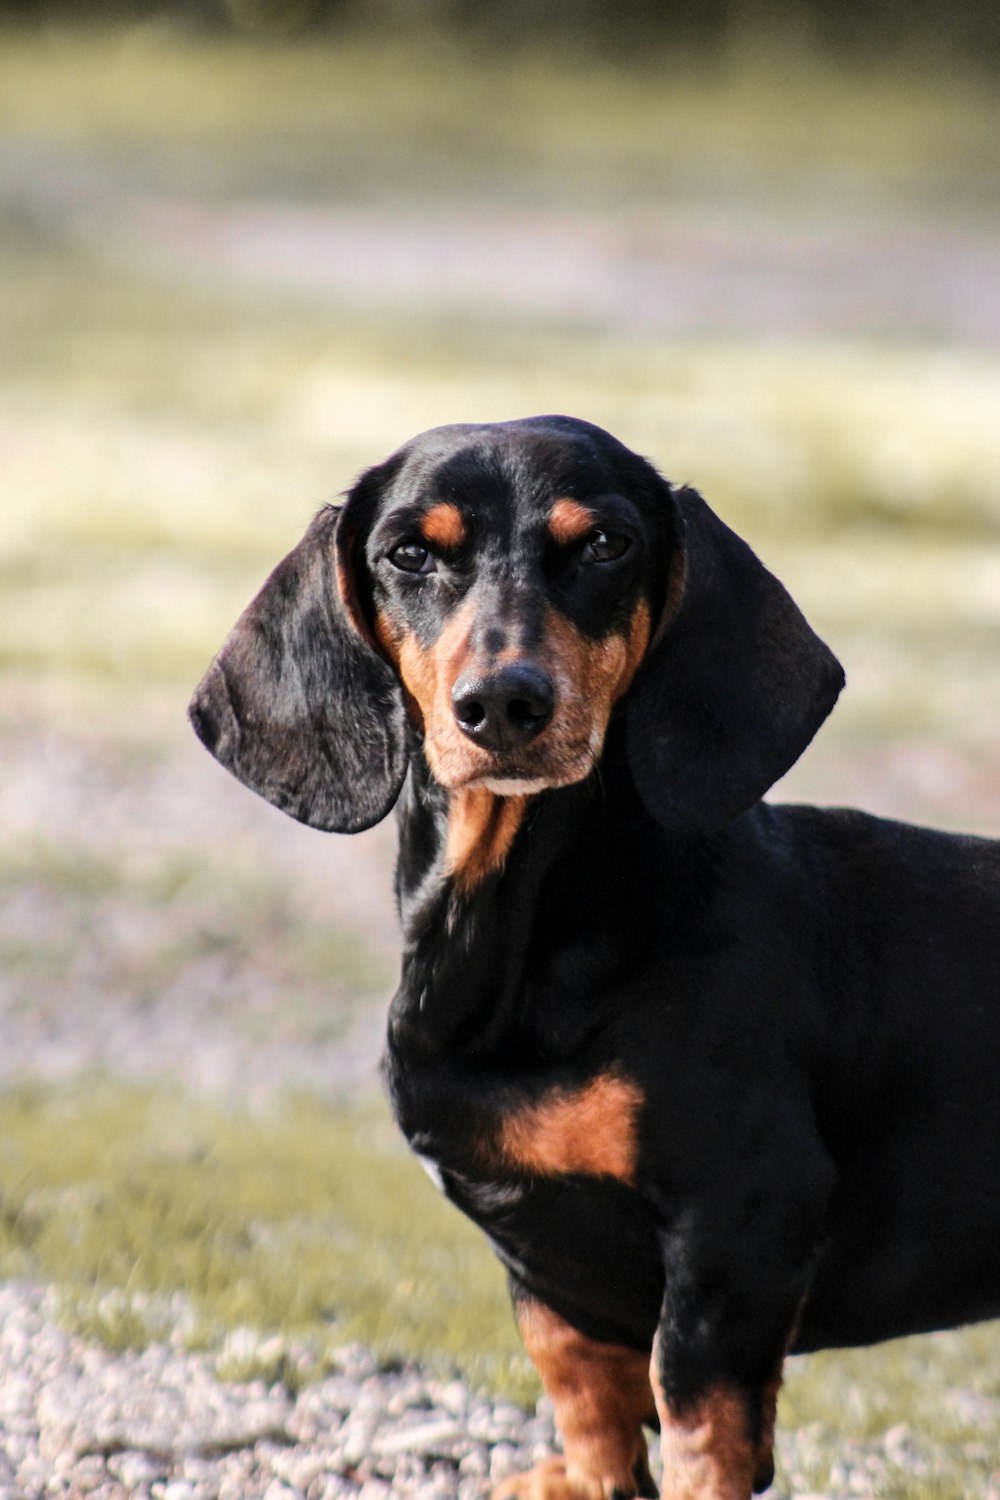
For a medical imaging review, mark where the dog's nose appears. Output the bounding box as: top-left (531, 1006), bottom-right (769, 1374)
top-left (451, 663), bottom-right (555, 751)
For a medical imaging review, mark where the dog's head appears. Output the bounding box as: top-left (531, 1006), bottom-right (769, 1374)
top-left (189, 416), bottom-right (843, 833)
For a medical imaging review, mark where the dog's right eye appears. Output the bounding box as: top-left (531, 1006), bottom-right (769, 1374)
top-left (389, 541), bottom-right (437, 575)
top-left (582, 528), bottom-right (631, 563)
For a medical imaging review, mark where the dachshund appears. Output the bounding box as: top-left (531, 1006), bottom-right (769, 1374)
top-left (189, 415), bottom-right (1000, 1500)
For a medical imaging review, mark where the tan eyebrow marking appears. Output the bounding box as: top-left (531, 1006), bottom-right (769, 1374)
top-left (548, 498), bottom-right (598, 545)
top-left (420, 502), bottom-right (466, 549)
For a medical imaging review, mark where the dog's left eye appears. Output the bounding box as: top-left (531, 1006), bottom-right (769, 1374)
top-left (389, 541), bottom-right (437, 574)
top-left (583, 529), bottom-right (631, 563)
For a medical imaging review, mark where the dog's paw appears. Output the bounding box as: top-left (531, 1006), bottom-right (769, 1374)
top-left (492, 1455), bottom-right (632, 1499)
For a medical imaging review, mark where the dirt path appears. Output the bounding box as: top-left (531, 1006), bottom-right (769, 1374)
top-left (0, 694), bottom-right (399, 1104)
top-left (6, 141), bottom-right (1000, 344)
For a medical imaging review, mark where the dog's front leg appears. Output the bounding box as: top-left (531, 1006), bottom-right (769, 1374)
top-left (650, 1244), bottom-right (809, 1499)
top-left (650, 1343), bottom-right (777, 1500)
top-left (493, 1295), bottom-right (659, 1500)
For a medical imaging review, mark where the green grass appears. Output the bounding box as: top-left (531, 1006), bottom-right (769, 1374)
top-left (1, 33), bottom-right (999, 743)
top-left (0, 1082), bottom-right (537, 1401)
top-left (783, 1325), bottom-right (1000, 1434)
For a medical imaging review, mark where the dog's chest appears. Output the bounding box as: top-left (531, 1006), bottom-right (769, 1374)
top-left (387, 1034), bottom-right (645, 1190)
top-left (390, 1047), bottom-right (663, 1347)
top-left (386, 1029), bottom-right (662, 1303)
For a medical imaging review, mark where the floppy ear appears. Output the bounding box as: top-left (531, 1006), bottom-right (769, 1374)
top-left (188, 501), bottom-right (408, 834)
top-left (625, 485), bottom-right (844, 829)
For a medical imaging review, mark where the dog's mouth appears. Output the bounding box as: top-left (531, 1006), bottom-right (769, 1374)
top-left (433, 733), bottom-right (601, 798)
top-left (478, 774), bottom-right (554, 796)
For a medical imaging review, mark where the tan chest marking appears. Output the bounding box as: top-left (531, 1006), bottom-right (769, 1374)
top-left (499, 1071), bottom-right (644, 1184)
top-left (445, 787), bottom-right (527, 893)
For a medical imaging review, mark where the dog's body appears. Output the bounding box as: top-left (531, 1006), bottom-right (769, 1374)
top-left (190, 417), bottom-right (1000, 1500)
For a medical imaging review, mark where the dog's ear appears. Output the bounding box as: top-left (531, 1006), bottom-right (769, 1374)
top-left (188, 490), bottom-right (408, 834)
top-left (625, 485), bottom-right (844, 829)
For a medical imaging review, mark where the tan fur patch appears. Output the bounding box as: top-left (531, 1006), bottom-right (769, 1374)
top-left (548, 498), bottom-right (598, 546)
top-left (375, 601), bottom-right (486, 780)
top-left (650, 1343), bottom-right (756, 1500)
top-left (335, 546), bottom-right (375, 645)
top-left (493, 1301), bottom-right (654, 1499)
top-left (445, 787), bottom-right (527, 892)
top-left (376, 608), bottom-right (528, 886)
top-left (499, 1072), bottom-right (644, 1184)
top-left (421, 502), bottom-right (467, 550)
top-left (540, 600), bottom-right (651, 760)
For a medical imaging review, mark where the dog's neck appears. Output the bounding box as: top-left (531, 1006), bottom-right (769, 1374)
top-left (386, 718), bottom-right (663, 1063)
top-left (388, 758), bottom-right (582, 1059)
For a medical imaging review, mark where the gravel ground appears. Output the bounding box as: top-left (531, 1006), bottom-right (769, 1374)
top-left (3, 1282), bottom-right (998, 1500)
top-left (0, 1282), bottom-right (558, 1500)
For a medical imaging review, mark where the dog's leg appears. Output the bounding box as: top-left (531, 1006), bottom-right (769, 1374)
top-left (493, 1297), bottom-right (658, 1500)
top-left (650, 1329), bottom-right (788, 1499)
top-left (644, 1105), bottom-right (829, 1498)
top-left (650, 1364), bottom-right (761, 1498)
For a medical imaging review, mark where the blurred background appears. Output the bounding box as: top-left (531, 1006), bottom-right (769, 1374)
top-left (1, 0), bottom-right (999, 1487)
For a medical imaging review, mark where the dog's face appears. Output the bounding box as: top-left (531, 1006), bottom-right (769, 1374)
top-left (189, 415), bottom-right (843, 837)
top-left (354, 419), bottom-right (677, 797)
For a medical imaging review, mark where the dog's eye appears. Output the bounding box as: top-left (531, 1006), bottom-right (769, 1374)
top-left (389, 541), bottom-right (437, 575)
top-left (583, 529), bottom-right (630, 563)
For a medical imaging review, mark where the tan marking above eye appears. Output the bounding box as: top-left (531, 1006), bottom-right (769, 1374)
top-left (420, 502), bottom-right (467, 550)
top-left (498, 1071), bottom-right (644, 1184)
top-left (548, 497), bottom-right (598, 546)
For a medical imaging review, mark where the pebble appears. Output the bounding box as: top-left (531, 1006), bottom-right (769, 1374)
top-left (0, 1282), bottom-right (557, 1500)
top-left (0, 1282), bottom-right (996, 1499)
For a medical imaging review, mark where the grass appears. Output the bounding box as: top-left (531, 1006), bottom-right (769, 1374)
top-left (4, 232), bottom-right (1000, 711)
top-left (0, 835), bottom-right (382, 985)
top-left (0, 1082), bottom-right (536, 1402)
top-left (778, 1328), bottom-right (1000, 1493)
top-left (1, 33), bottom-right (999, 751)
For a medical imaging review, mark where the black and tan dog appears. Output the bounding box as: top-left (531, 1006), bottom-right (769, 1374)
top-left (189, 416), bottom-right (1000, 1500)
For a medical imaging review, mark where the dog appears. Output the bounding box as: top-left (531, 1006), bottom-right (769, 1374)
top-left (189, 415), bottom-right (1000, 1500)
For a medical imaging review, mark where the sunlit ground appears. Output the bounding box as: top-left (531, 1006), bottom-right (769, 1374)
top-left (1, 24), bottom-right (999, 1497)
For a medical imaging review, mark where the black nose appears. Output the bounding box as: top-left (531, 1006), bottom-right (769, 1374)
top-left (451, 663), bottom-right (555, 751)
